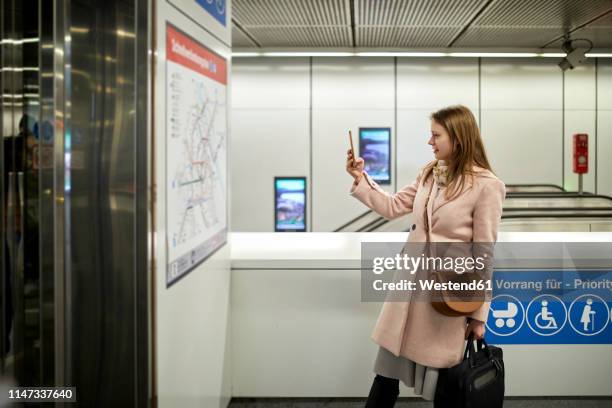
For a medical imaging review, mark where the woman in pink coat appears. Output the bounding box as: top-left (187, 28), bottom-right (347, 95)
top-left (346, 105), bottom-right (506, 407)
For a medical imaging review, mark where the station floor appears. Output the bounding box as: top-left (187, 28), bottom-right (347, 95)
top-left (229, 397), bottom-right (612, 407)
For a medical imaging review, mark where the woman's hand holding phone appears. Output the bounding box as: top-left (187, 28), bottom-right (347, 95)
top-left (346, 148), bottom-right (365, 182)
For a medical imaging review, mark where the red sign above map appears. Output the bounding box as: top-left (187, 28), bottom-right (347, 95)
top-left (166, 23), bottom-right (227, 85)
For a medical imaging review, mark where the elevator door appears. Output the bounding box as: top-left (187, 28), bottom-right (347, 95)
top-left (1, 0), bottom-right (150, 405)
top-left (1, 0), bottom-right (48, 389)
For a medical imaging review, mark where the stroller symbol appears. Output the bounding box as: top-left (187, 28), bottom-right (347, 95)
top-left (492, 302), bottom-right (519, 328)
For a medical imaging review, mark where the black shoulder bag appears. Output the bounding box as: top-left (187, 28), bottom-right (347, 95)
top-left (435, 333), bottom-right (505, 408)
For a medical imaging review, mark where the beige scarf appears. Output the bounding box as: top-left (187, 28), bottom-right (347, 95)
top-left (433, 159), bottom-right (449, 187)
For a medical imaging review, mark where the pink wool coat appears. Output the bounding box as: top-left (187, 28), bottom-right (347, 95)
top-left (349, 163), bottom-right (506, 368)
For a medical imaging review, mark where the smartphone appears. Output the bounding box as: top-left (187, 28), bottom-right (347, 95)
top-left (348, 130), bottom-right (372, 187)
top-left (348, 130), bottom-right (356, 161)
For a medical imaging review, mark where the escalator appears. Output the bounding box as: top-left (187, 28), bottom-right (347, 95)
top-left (337, 184), bottom-right (612, 233)
top-left (505, 184), bottom-right (565, 193)
top-left (334, 209), bottom-right (386, 232)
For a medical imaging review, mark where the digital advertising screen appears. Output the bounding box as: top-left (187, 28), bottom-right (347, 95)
top-left (274, 177), bottom-right (307, 232)
top-left (359, 127), bottom-right (391, 184)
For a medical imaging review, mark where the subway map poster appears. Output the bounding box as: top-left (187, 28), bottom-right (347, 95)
top-left (165, 23), bottom-right (227, 286)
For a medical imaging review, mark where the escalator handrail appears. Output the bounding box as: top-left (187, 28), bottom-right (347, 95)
top-left (334, 209), bottom-right (375, 231)
top-left (506, 192), bottom-right (595, 197)
top-left (375, 210), bottom-right (612, 230)
top-left (505, 193), bottom-right (612, 201)
top-left (502, 213), bottom-right (612, 219)
top-left (505, 183), bottom-right (566, 191)
top-left (358, 215), bottom-right (388, 232)
top-left (504, 207), bottom-right (612, 212)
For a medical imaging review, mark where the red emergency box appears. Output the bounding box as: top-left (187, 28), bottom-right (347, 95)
top-left (572, 133), bottom-right (588, 174)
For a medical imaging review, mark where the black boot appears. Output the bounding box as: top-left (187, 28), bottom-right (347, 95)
top-left (365, 374), bottom-right (400, 408)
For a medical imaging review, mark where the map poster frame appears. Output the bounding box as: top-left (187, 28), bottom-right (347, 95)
top-left (165, 22), bottom-right (228, 287)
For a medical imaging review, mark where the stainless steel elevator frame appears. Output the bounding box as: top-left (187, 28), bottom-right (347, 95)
top-left (1, 0), bottom-right (152, 405)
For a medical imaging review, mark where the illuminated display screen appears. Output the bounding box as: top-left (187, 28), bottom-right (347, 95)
top-left (274, 177), bottom-right (307, 232)
top-left (359, 127), bottom-right (391, 184)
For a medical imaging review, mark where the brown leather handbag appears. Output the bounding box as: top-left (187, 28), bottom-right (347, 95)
top-left (422, 175), bottom-right (485, 317)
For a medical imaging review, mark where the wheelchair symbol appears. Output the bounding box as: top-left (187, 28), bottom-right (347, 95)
top-left (526, 295), bottom-right (567, 336)
top-left (535, 300), bottom-right (558, 330)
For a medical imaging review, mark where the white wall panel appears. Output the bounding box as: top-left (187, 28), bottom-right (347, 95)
top-left (312, 57), bottom-right (394, 109)
top-left (565, 60), bottom-right (596, 110)
top-left (598, 59), bottom-right (612, 110)
top-left (312, 57), bottom-right (395, 231)
top-left (597, 114), bottom-right (612, 197)
top-left (481, 59), bottom-right (563, 186)
top-left (231, 268), bottom-right (409, 397)
top-left (231, 58), bottom-right (310, 232)
top-left (231, 109), bottom-right (310, 231)
top-left (481, 110), bottom-right (562, 185)
top-left (481, 59), bottom-right (562, 110)
top-left (396, 58), bottom-right (479, 111)
top-left (312, 109), bottom-right (394, 231)
top-left (597, 59), bottom-right (612, 196)
top-left (396, 110), bottom-right (438, 186)
top-left (155, 1), bottom-right (232, 407)
top-left (232, 57), bottom-right (310, 109)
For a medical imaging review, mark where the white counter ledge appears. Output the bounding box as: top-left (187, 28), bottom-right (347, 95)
top-left (230, 231), bottom-right (612, 269)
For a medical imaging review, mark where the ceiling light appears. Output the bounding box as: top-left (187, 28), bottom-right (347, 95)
top-left (262, 52), bottom-right (354, 57)
top-left (540, 53), bottom-right (566, 57)
top-left (232, 52), bottom-right (261, 57)
top-left (356, 52), bottom-right (447, 57)
top-left (448, 52), bottom-right (538, 57)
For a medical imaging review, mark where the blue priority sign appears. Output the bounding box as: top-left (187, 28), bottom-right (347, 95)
top-left (484, 270), bottom-right (612, 344)
top-left (195, 0), bottom-right (226, 26)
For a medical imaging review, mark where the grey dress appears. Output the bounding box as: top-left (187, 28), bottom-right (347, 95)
top-left (373, 345), bottom-right (439, 401)
top-left (372, 184), bottom-right (448, 401)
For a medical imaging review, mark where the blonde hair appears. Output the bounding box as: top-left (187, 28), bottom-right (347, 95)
top-left (423, 105), bottom-right (494, 200)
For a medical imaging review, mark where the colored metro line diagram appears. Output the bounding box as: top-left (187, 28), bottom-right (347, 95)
top-left (165, 23), bottom-right (227, 286)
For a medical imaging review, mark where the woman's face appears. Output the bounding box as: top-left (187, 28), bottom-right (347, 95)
top-left (428, 120), bottom-right (453, 161)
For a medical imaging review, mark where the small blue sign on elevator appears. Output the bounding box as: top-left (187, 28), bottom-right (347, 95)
top-left (485, 270), bottom-right (612, 344)
top-left (195, 0), bottom-right (226, 26)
